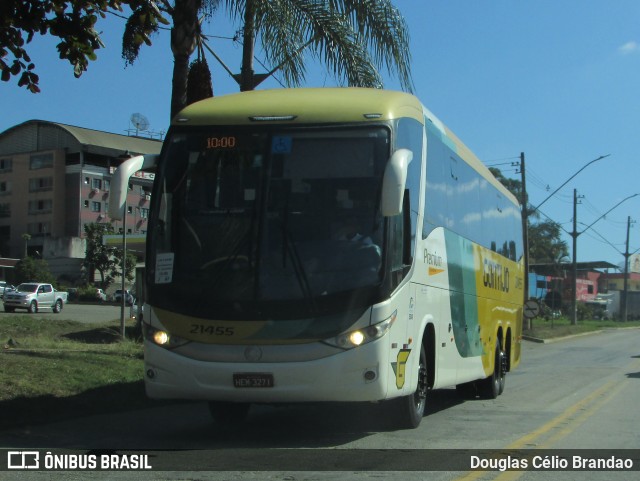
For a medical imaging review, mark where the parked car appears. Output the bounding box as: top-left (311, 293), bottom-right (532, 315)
top-left (113, 289), bottom-right (135, 306)
top-left (0, 281), bottom-right (15, 300)
top-left (3, 283), bottom-right (68, 313)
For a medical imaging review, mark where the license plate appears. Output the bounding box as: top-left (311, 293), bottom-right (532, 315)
top-left (233, 373), bottom-right (274, 388)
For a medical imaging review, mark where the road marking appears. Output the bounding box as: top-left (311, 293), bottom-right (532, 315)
top-left (453, 380), bottom-right (617, 481)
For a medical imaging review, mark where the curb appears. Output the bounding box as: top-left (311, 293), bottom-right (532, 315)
top-left (523, 325), bottom-right (640, 344)
top-left (523, 329), bottom-right (608, 344)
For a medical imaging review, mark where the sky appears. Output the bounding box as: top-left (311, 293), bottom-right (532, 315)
top-left (2, 0), bottom-right (640, 270)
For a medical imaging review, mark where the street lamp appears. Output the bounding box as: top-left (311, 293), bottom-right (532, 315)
top-left (621, 216), bottom-right (636, 322)
top-left (531, 155), bottom-right (610, 213)
top-left (21, 233), bottom-right (31, 258)
top-left (120, 199), bottom-right (127, 339)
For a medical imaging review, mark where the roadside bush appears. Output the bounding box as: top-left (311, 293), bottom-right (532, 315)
top-left (576, 302), bottom-right (593, 321)
top-left (77, 285), bottom-right (100, 302)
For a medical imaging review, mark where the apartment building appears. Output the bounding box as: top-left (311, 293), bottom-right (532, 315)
top-left (0, 120), bottom-right (161, 281)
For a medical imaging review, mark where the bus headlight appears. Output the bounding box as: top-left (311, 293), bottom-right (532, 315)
top-left (143, 324), bottom-right (189, 348)
top-left (324, 311), bottom-right (397, 349)
top-left (153, 330), bottom-right (169, 345)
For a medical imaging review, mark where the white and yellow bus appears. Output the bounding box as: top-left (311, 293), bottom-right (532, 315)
top-left (109, 88), bottom-right (524, 429)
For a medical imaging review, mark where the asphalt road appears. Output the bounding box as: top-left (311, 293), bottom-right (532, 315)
top-left (1, 328), bottom-right (639, 480)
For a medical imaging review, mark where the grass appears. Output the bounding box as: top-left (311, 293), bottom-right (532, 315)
top-left (523, 316), bottom-right (640, 340)
top-left (2, 313), bottom-right (639, 430)
top-left (0, 315), bottom-right (160, 430)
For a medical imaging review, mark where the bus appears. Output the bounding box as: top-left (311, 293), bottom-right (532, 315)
top-left (109, 88), bottom-right (524, 429)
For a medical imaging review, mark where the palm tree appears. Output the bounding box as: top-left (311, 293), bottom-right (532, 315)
top-left (123, 0), bottom-right (413, 119)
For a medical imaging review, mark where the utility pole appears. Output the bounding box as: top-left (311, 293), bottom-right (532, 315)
top-left (571, 189), bottom-right (580, 325)
top-left (622, 216), bottom-right (633, 322)
top-left (569, 193), bottom-right (638, 325)
top-left (519, 152), bottom-right (531, 329)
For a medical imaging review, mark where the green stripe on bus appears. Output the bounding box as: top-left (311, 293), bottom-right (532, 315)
top-left (445, 230), bottom-right (482, 358)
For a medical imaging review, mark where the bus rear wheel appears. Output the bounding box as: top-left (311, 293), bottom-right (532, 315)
top-left (208, 401), bottom-right (251, 427)
top-left (393, 343), bottom-right (427, 429)
top-left (479, 341), bottom-right (506, 399)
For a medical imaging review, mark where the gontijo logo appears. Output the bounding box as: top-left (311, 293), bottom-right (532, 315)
top-left (483, 258), bottom-right (509, 293)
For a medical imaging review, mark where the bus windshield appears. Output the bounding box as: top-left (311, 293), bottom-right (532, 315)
top-left (148, 126), bottom-right (390, 318)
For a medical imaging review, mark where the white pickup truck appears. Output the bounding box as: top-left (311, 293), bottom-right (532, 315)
top-left (3, 283), bottom-right (68, 313)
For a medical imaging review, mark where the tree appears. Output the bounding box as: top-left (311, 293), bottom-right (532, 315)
top-left (83, 222), bottom-right (135, 288)
top-left (14, 257), bottom-right (57, 286)
top-left (528, 220), bottom-right (569, 266)
top-left (155, 0), bottom-right (414, 117)
top-left (0, 1), bottom-right (166, 93)
top-left (3, 1), bottom-right (413, 121)
top-left (114, 248), bottom-right (138, 286)
top-left (229, 0), bottom-right (413, 92)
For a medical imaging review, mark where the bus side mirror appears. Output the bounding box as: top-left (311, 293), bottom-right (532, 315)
top-left (381, 149), bottom-right (412, 217)
top-left (108, 154), bottom-right (159, 220)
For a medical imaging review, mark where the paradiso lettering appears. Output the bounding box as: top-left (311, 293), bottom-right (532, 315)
top-left (483, 258), bottom-right (510, 293)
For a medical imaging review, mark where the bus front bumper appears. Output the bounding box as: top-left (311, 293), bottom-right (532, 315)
top-left (142, 340), bottom-right (394, 403)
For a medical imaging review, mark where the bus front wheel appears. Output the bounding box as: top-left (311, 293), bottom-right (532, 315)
top-left (392, 343), bottom-right (428, 429)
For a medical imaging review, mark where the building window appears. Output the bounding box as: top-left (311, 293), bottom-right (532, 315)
top-left (0, 158), bottom-right (12, 172)
top-left (29, 177), bottom-right (54, 192)
top-left (140, 208), bottom-right (149, 218)
top-left (92, 178), bottom-right (102, 190)
top-left (27, 222), bottom-right (51, 235)
top-left (0, 203), bottom-right (10, 218)
top-left (91, 202), bottom-right (101, 212)
top-left (28, 199), bottom-right (53, 214)
top-left (104, 179), bottom-right (111, 192)
top-left (0, 181), bottom-right (11, 195)
top-left (127, 206), bottom-right (133, 214)
top-left (30, 153), bottom-right (54, 170)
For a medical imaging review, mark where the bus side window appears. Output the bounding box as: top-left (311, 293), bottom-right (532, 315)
top-left (395, 118), bottom-right (423, 261)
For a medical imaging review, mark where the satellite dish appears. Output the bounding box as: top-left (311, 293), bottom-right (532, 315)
top-left (130, 113), bottom-right (150, 135)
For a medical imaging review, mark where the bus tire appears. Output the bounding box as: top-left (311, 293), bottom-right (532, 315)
top-left (208, 401), bottom-right (251, 427)
top-left (479, 341), bottom-right (505, 399)
top-left (393, 343), bottom-right (427, 429)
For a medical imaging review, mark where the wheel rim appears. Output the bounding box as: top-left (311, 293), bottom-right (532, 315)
top-left (414, 351), bottom-right (428, 413)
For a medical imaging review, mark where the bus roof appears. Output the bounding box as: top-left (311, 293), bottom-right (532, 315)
top-left (175, 88), bottom-right (520, 207)
top-left (174, 88), bottom-right (424, 125)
